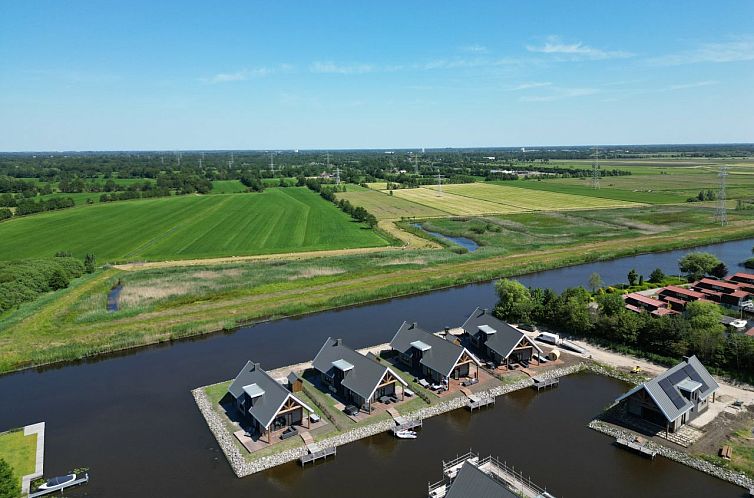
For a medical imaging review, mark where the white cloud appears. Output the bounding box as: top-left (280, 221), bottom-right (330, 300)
top-left (204, 65), bottom-right (289, 84)
top-left (459, 44), bottom-right (488, 53)
top-left (509, 82), bottom-right (552, 91)
top-left (649, 36), bottom-right (754, 65)
top-left (310, 62), bottom-right (377, 74)
top-left (668, 80), bottom-right (718, 90)
top-left (520, 87), bottom-right (599, 102)
top-left (526, 36), bottom-right (634, 60)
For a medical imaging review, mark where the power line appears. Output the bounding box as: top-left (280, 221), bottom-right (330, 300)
top-left (714, 166), bottom-right (728, 226)
top-left (592, 146), bottom-right (600, 189)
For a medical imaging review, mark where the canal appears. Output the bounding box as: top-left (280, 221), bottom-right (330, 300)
top-left (1, 238), bottom-right (753, 497)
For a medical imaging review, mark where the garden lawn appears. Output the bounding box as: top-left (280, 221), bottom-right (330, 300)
top-left (0, 188), bottom-right (390, 262)
top-left (0, 429), bottom-right (36, 482)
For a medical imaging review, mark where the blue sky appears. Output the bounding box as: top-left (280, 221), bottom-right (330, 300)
top-left (1, 1), bottom-right (753, 150)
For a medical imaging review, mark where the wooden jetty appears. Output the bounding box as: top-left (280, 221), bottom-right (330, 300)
top-left (615, 437), bottom-right (657, 459)
top-left (300, 445), bottom-right (336, 466)
top-left (29, 473), bottom-right (89, 498)
top-left (466, 395), bottom-right (495, 411)
top-left (393, 418), bottom-right (422, 434)
top-left (388, 407), bottom-right (423, 434)
top-left (532, 376), bottom-right (559, 391)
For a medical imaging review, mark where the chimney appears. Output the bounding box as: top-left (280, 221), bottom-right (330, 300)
top-left (411, 322), bottom-right (417, 329)
top-left (443, 326), bottom-right (450, 338)
top-left (334, 338), bottom-right (342, 346)
top-left (482, 308), bottom-right (488, 315)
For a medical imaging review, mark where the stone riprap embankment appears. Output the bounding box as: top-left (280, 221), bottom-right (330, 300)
top-left (588, 420), bottom-right (754, 490)
top-left (193, 361), bottom-right (586, 478)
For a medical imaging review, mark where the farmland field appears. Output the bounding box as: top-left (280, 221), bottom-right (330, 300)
top-left (425, 183), bottom-right (642, 211)
top-left (211, 180), bottom-right (247, 193)
top-left (391, 187), bottom-right (525, 215)
top-left (336, 189), bottom-right (446, 219)
top-left (365, 182), bottom-right (388, 190)
top-left (508, 180), bottom-right (688, 204)
top-left (0, 188), bottom-right (389, 262)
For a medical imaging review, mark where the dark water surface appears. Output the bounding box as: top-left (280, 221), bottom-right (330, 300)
top-left (1, 238), bottom-right (753, 497)
top-left (412, 223), bottom-right (480, 252)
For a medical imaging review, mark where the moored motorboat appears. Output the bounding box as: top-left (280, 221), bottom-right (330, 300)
top-left (395, 429), bottom-right (417, 439)
top-left (37, 474), bottom-right (77, 491)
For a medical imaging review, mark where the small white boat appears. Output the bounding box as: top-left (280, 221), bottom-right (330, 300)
top-left (38, 474), bottom-right (77, 491)
top-left (395, 430), bottom-right (417, 439)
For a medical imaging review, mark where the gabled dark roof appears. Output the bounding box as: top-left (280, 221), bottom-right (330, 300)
top-left (312, 338), bottom-right (406, 401)
top-left (390, 321), bottom-right (479, 378)
top-left (228, 361), bottom-right (313, 430)
top-left (615, 355), bottom-right (719, 422)
top-left (445, 462), bottom-right (518, 498)
top-left (461, 307), bottom-right (542, 359)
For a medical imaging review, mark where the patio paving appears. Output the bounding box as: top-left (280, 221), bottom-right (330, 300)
top-left (233, 418), bottom-right (328, 454)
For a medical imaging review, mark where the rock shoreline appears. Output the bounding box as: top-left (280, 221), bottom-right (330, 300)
top-left (192, 363), bottom-right (581, 478)
top-left (588, 420), bottom-right (754, 490)
top-left (193, 359), bottom-right (751, 490)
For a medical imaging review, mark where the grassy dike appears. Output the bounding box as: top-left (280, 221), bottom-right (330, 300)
top-left (1, 222), bottom-right (754, 374)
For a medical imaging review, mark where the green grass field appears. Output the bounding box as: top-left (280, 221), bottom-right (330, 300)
top-left (210, 180), bottom-right (247, 193)
top-left (0, 188), bottom-right (389, 262)
top-left (336, 189), bottom-right (447, 219)
top-left (509, 180), bottom-right (688, 204)
top-left (0, 429), bottom-right (36, 483)
top-left (429, 182), bottom-right (641, 211)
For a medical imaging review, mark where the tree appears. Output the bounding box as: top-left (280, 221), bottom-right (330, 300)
top-left (364, 213), bottom-right (378, 228)
top-left (627, 268), bottom-right (639, 286)
top-left (84, 253), bottom-right (96, 273)
top-left (588, 272), bottom-right (603, 292)
top-left (48, 267), bottom-right (70, 290)
top-left (494, 279), bottom-right (532, 323)
top-left (685, 301), bottom-right (725, 363)
top-left (597, 292), bottom-right (624, 317)
top-left (710, 262), bottom-right (728, 279)
top-left (649, 268), bottom-right (665, 283)
top-left (0, 458), bottom-right (19, 498)
top-left (678, 252), bottom-right (722, 281)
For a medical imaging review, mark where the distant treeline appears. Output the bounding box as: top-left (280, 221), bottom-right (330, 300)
top-left (495, 279), bottom-right (754, 382)
top-left (0, 256), bottom-right (93, 313)
top-left (0, 197), bottom-right (76, 220)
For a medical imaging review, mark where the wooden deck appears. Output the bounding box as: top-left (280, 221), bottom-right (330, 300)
top-left (615, 437), bottom-right (657, 459)
top-left (532, 376), bottom-right (559, 391)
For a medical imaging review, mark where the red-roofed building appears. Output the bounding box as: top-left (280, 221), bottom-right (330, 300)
top-left (728, 272), bottom-right (754, 286)
top-left (693, 278), bottom-right (752, 307)
top-left (623, 293), bottom-right (676, 316)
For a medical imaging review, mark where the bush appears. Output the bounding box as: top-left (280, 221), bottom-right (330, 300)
top-left (0, 458), bottom-right (19, 498)
top-left (0, 257), bottom-right (85, 313)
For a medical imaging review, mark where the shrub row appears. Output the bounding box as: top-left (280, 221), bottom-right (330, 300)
top-left (0, 257), bottom-right (86, 313)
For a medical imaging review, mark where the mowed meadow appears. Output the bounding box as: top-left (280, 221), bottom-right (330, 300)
top-left (0, 187), bottom-right (389, 262)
